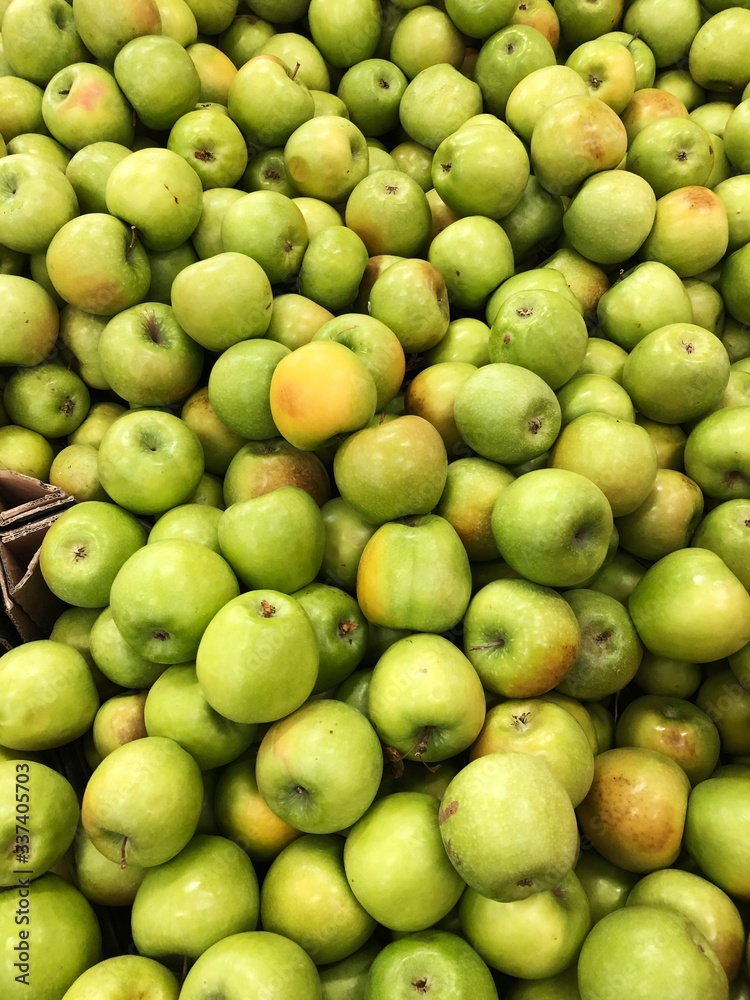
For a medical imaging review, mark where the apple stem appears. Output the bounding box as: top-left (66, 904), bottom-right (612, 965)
top-left (181, 954), bottom-right (189, 983)
top-left (291, 61), bottom-right (301, 80)
top-left (128, 226), bottom-right (138, 254)
top-left (120, 837), bottom-right (127, 870)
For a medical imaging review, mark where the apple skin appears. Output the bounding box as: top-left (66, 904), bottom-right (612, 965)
top-left (256, 699), bottom-right (383, 835)
top-left (319, 497), bottom-right (377, 594)
top-left (71, 0), bottom-right (161, 64)
top-left (574, 849), bottom-right (640, 926)
top-left (368, 633), bottom-right (485, 763)
top-left (179, 931), bottom-right (322, 1000)
top-left (261, 834), bottom-right (375, 965)
top-left (434, 457), bottom-right (513, 562)
top-left (42, 63), bottom-right (134, 152)
top-left (357, 514), bottom-right (472, 634)
top-left (223, 438), bottom-right (330, 508)
top-left (1, 274), bottom-right (59, 366)
top-left (333, 414), bottom-right (447, 526)
top-left (563, 169), bottom-right (656, 266)
top-left (597, 261), bottom-right (694, 352)
top-left (2, 0), bottom-right (87, 86)
top-left (114, 34), bottom-right (200, 132)
top-left (82, 736), bottom-right (203, 869)
top-left (628, 548), bottom-right (750, 663)
top-left (640, 186), bottom-right (729, 278)
top-left (578, 904), bottom-right (729, 1000)
top-left (506, 64), bottom-right (588, 143)
top-left (46, 213), bottom-right (151, 317)
top-left (344, 792), bottom-right (465, 932)
top-left (616, 469), bottom-right (704, 564)
top-left (438, 752), bottom-right (579, 902)
top-left (692, 499), bottom-right (750, 591)
top-left (492, 468), bottom-right (614, 588)
top-left (627, 869), bottom-right (745, 982)
top-left (368, 257), bottom-right (450, 354)
top-left (196, 590), bottom-right (318, 725)
top-left (167, 107), bottom-right (248, 190)
top-left (284, 116), bottom-right (369, 203)
top-left (308, 0), bottom-right (380, 69)
top-left (0, 153), bottom-right (79, 255)
top-left (685, 775), bottom-right (750, 902)
top-left (207, 340), bottom-right (289, 443)
top-left (228, 55), bottom-right (315, 148)
top-left (60, 955), bottom-right (179, 1000)
top-left (697, 669), bottom-right (750, 758)
top-left (131, 834), bottom-right (259, 962)
top-left (218, 486), bottom-right (325, 593)
top-left (462, 579), bottom-right (581, 700)
top-left (39, 500), bottom-right (147, 610)
top-left (109, 538), bottom-right (239, 665)
top-left (345, 169), bottom-right (432, 257)
top-left (0, 872), bottom-right (102, 999)
top-left (460, 869), bottom-right (591, 980)
top-left (292, 583), bottom-right (368, 695)
top-left (0, 761), bottom-right (79, 887)
top-left (93, 691), bottom-right (147, 759)
top-left (684, 407), bottom-right (750, 502)
top-left (0, 640), bottom-right (99, 752)
top-left (576, 747), bottom-right (691, 874)
top-left (471, 697), bottom-right (594, 807)
top-left (367, 930), bottom-right (497, 1000)
top-left (65, 141), bottom-right (131, 216)
top-left (298, 226), bottom-right (369, 314)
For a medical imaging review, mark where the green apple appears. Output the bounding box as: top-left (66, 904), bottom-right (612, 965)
top-left (574, 850), bottom-right (639, 926)
top-left (556, 374), bottom-right (635, 426)
top-left (298, 226), bottom-right (369, 312)
top-left (433, 457), bottom-right (513, 562)
top-left (64, 142), bottom-right (131, 215)
top-left (475, 24), bottom-right (555, 118)
top-left (368, 633), bottom-right (485, 762)
top-left (682, 279), bottom-right (724, 337)
top-left (223, 437), bottom-right (330, 507)
top-left (46, 214), bottom-right (151, 317)
top-left (463, 579), bottom-right (581, 700)
top-left (344, 792), bottom-right (464, 931)
top-left (616, 696), bottom-right (720, 787)
top-left (82, 736), bottom-right (203, 869)
top-left (345, 168), bottom-right (431, 256)
top-left (293, 198), bottom-right (343, 240)
top-left (320, 497), bottom-right (377, 594)
top-left (92, 691), bottom-right (147, 758)
top-left (333, 414), bottom-right (447, 525)
top-left (214, 753), bottom-right (302, 865)
top-left (640, 185), bottom-right (729, 278)
top-left (425, 318), bottom-right (489, 368)
top-left (317, 941), bottom-right (381, 1000)
top-left (258, 31), bottom-right (329, 91)
top-left (471, 697), bottom-right (594, 807)
top-left (491, 468), bottom-right (614, 588)
top-left (438, 752), bottom-right (579, 901)
top-left (629, 548), bottom-right (750, 662)
top-left (284, 116), bottom-right (369, 203)
top-left (170, 252), bottom-right (273, 352)
top-left (722, 242), bottom-right (750, 324)
top-left (689, 8), bottom-right (750, 94)
top-left (96, 408), bottom-right (203, 514)
top-left (0, 77), bottom-right (45, 142)
top-left (336, 58), bottom-right (407, 136)
top-left (692, 499), bottom-right (750, 591)
top-left (622, 0), bottom-right (701, 68)
top-left (403, 361), bottom-right (476, 457)
top-left (428, 216), bottom-right (513, 311)
top-left (191, 187), bottom-right (244, 259)
top-left (0, 153), bottom-right (78, 254)
top-left (488, 289), bottom-right (588, 389)
top-left (261, 834), bottom-right (375, 964)
top-left (454, 363), bottom-right (561, 465)
top-left (389, 139), bottom-right (433, 191)
top-left (685, 774), bottom-right (750, 901)
top-left (61, 955), bottom-right (179, 1000)
top-left (89, 607), bottom-right (168, 690)
top-left (597, 261), bottom-right (694, 351)
top-left (71, 0), bottom-right (161, 64)
top-left (549, 412), bottom-right (658, 518)
top-left (114, 35), bottom-right (200, 131)
top-left (109, 538), bottom-right (238, 664)
top-left (222, 189), bottom-right (308, 286)
top-left (207, 340), bottom-right (288, 441)
top-left (632, 651), bottom-right (703, 700)
top-left (580, 904), bottom-right (729, 1000)
top-left (616, 469), bottom-right (704, 563)
top-left (292, 583), bottom-right (368, 694)
top-left (563, 170), bottom-right (656, 265)
top-left (566, 37), bottom-right (636, 113)
top-left (155, 0), bottom-right (197, 45)
top-left (0, 640), bottom-right (98, 751)
top-left (365, 931), bottom-right (497, 1000)
top-left (228, 54), bottom-right (314, 147)
top-left (179, 931), bottom-right (322, 1000)
top-left (576, 338), bottom-right (628, 383)
top-left (432, 123), bottom-right (530, 220)
top-left (530, 95), bottom-right (628, 197)
top-left (97, 302), bottom-right (203, 407)
top-left (0, 274), bottom-right (59, 366)
top-left (577, 747), bottom-right (690, 873)
top-left (106, 147), bottom-right (203, 252)
top-left (399, 64), bottom-right (481, 151)
top-left (627, 869), bottom-right (743, 983)
top-left (390, 5), bottom-right (465, 78)
top-left (6, 133), bottom-right (70, 172)
top-left (724, 100), bottom-right (750, 176)
top-left (555, 590), bottom-right (642, 700)
top-left (264, 291), bottom-right (332, 351)
top-left (2, 0), bottom-right (86, 86)
top-left (144, 664), bottom-right (255, 769)
top-left (697, 669), bottom-right (750, 757)
top-left (39, 500), bottom-right (146, 609)
top-left (460, 870), bottom-right (590, 979)
top-left (368, 258), bottom-right (449, 353)
top-left (0, 425), bottom-right (54, 480)
top-left (0, 760), bottom-right (78, 886)
top-left (144, 242), bottom-right (198, 305)
top-left (42, 63), bottom-right (134, 151)
top-left (627, 118), bottom-right (714, 198)
top-left (0, 872), bottom-right (102, 999)
top-left (256, 699), bottom-right (383, 834)
top-left (131, 834), bottom-right (258, 961)
top-left (307, 0), bottom-right (380, 68)
top-left (196, 589), bottom-right (318, 724)
top-left (149, 503), bottom-right (222, 552)
top-left (4, 361), bottom-right (89, 439)
top-left (357, 515), bottom-right (471, 633)
top-left (167, 107), bottom-right (247, 189)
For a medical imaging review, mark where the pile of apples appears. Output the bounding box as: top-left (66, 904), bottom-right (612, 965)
top-left (1, 0), bottom-right (750, 997)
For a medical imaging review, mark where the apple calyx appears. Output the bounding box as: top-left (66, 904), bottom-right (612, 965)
top-left (511, 711), bottom-right (531, 731)
top-left (260, 599), bottom-right (276, 618)
top-left (412, 976), bottom-right (430, 994)
top-left (337, 619), bottom-right (359, 640)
